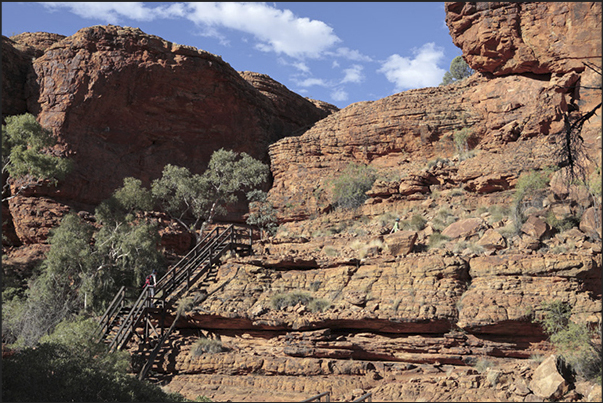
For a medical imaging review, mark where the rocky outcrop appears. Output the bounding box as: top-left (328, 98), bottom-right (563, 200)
top-left (10, 32), bottom-right (66, 58)
top-left (2, 3), bottom-right (601, 402)
top-left (2, 36), bottom-right (32, 117)
top-left (238, 71), bottom-right (337, 140)
top-left (2, 25), bottom-right (336, 246)
top-left (24, 25), bottom-right (334, 207)
top-left (267, 71), bottom-right (571, 221)
top-left (445, 2), bottom-right (602, 76)
top-left (2, 32), bottom-right (65, 118)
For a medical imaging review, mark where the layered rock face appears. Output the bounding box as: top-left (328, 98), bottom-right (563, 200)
top-left (154, 2), bottom-right (602, 401)
top-left (445, 2), bottom-right (602, 76)
top-left (3, 3), bottom-right (601, 402)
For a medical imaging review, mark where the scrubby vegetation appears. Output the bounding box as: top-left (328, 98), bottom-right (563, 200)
top-left (330, 162), bottom-right (377, 210)
top-left (535, 300), bottom-right (602, 383)
top-left (1, 318), bottom-right (188, 402)
top-left (512, 168), bottom-right (553, 228)
top-left (190, 337), bottom-right (225, 356)
top-left (2, 113), bottom-right (73, 201)
top-left (270, 291), bottom-right (331, 313)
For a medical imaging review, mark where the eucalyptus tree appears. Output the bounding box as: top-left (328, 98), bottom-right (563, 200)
top-left (2, 113), bottom-right (72, 201)
top-left (152, 148), bottom-right (269, 244)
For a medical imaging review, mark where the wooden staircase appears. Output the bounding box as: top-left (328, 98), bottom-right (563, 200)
top-left (94, 224), bottom-right (253, 378)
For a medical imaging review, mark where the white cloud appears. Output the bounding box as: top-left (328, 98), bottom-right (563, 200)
top-left (39, 2), bottom-right (341, 59)
top-left (278, 58), bottom-right (311, 74)
top-left (378, 43), bottom-right (446, 92)
top-left (183, 2), bottom-right (341, 59)
top-left (295, 78), bottom-right (329, 88)
top-left (39, 2), bottom-right (183, 24)
top-left (341, 64), bottom-right (364, 84)
top-left (330, 88), bottom-right (348, 102)
top-left (327, 47), bottom-right (373, 62)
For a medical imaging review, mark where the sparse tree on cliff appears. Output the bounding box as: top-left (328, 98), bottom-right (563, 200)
top-left (554, 62), bottom-right (602, 182)
top-left (151, 148), bottom-right (269, 245)
top-left (1, 113), bottom-right (72, 201)
top-left (440, 56), bottom-right (474, 86)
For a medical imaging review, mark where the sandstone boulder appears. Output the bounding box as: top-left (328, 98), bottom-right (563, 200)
top-left (579, 206), bottom-right (602, 239)
top-left (477, 229), bottom-right (507, 251)
top-left (529, 355), bottom-right (572, 401)
top-left (521, 216), bottom-right (550, 240)
top-left (441, 218), bottom-right (484, 240)
top-left (384, 231), bottom-right (417, 256)
top-left (7, 196), bottom-right (71, 245)
top-left (519, 235), bottom-right (541, 251)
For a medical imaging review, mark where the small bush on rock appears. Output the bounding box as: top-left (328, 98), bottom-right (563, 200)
top-left (331, 163), bottom-right (377, 210)
top-left (270, 291), bottom-right (331, 313)
top-left (535, 300), bottom-right (602, 383)
top-left (428, 232), bottom-right (449, 250)
top-left (190, 337), bottom-right (224, 357)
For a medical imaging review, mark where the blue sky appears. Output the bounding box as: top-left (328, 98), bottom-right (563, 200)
top-left (2, 2), bottom-right (463, 109)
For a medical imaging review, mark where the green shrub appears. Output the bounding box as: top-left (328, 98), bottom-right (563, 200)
top-left (409, 215), bottom-right (427, 231)
top-left (190, 337), bottom-right (224, 357)
top-left (488, 205), bottom-right (511, 224)
top-left (432, 207), bottom-right (458, 231)
top-left (453, 127), bottom-right (471, 159)
top-left (428, 232), bottom-right (450, 250)
top-left (475, 358), bottom-right (494, 374)
top-left (308, 298), bottom-right (331, 313)
top-left (375, 211), bottom-right (398, 227)
top-left (449, 187), bottom-right (465, 197)
top-left (452, 241), bottom-right (484, 255)
top-left (323, 245), bottom-right (338, 257)
top-left (270, 291), bottom-right (331, 313)
top-left (1, 317), bottom-right (187, 402)
top-left (331, 163), bottom-right (377, 210)
top-left (2, 113), bottom-right (73, 197)
top-left (513, 169), bottom-right (553, 225)
top-left (270, 291), bottom-right (314, 311)
top-left (176, 296), bottom-right (196, 317)
top-left (535, 300), bottom-right (602, 383)
top-left (545, 210), bottom-right (580, 233)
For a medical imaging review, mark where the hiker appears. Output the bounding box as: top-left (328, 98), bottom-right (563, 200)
top-left (390, 218), bottom-right (400, 234)
top-left (145, 269), bottom-right (157, 307)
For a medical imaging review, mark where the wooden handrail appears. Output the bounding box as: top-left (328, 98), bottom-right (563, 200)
top-left (137, 313), bottom-right (180, 380)
top-left (97, 223), bottom-right (254, 353)
top-left (301, 391), bottom-right (330, 402)
top-left (94, 286), bottom-right (126, 341)
top-left (108, 285), bottom-right (151, 352)
top-left (351, 392), bottom-right (372, 402)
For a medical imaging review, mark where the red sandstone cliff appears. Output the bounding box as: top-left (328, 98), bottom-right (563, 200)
top-left (2, 25), bottom-right (337, 248)
top-left (2, 3), bottom-right (601, 402)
